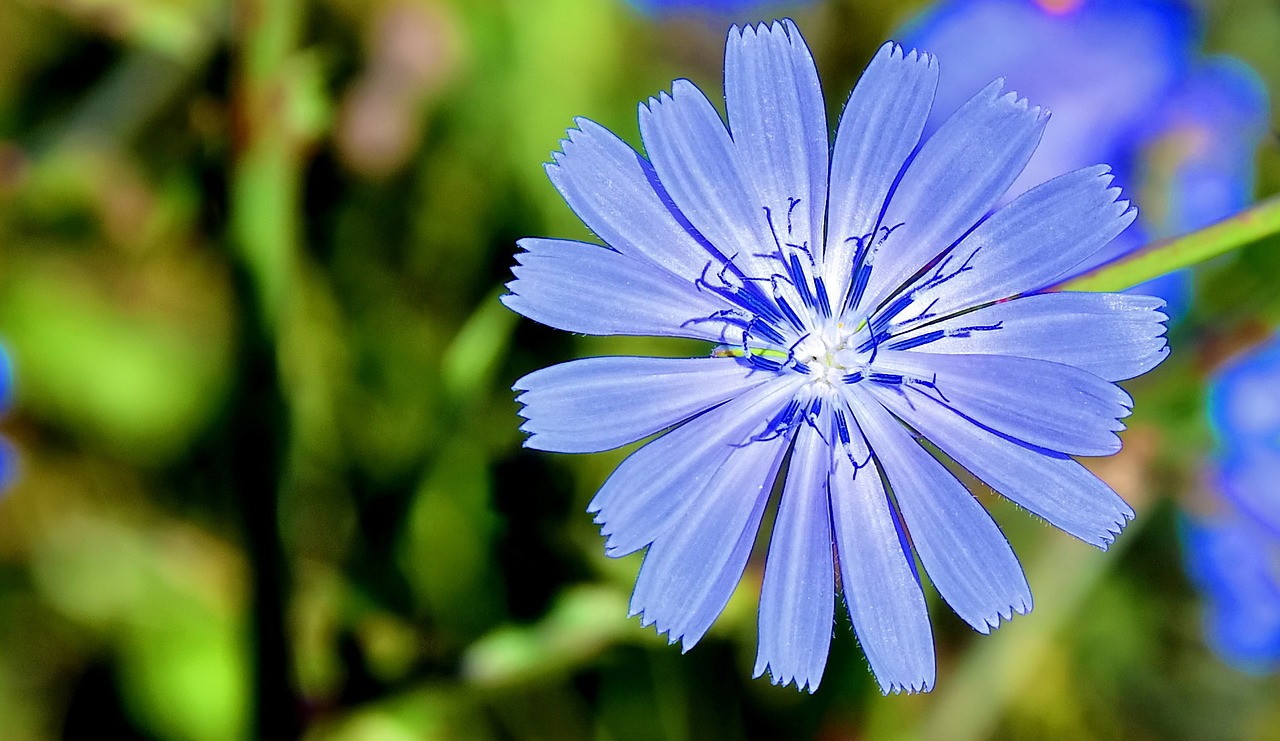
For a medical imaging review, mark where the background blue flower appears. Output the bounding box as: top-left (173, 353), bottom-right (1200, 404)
top-left (899, 0), bottom-right (1271, 319)
top-left (1183, 511), bottom-right (1280, 671)
top-left (626, 0), bottom-right (812, 15)
top-left (0, 343), bottom-right (12, 493)
top-left (1211, 338), bottom-right (1280, 459)
top-left (1185, 337), bottom-right (1280, 671)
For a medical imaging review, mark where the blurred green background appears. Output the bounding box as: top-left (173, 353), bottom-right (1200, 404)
top-left (2, 0), bottom-right (1280, 739)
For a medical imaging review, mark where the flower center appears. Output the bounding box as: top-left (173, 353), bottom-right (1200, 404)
top-left (793, 324), bottom-right (870, 387)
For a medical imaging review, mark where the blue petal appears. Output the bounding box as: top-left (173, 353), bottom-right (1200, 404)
top-left (874, 351), bottom-right (1132, 457)
top-left (590, 377), bottom-right (803, 557)
top-left (897, 166), bottom-right (1136, 317)
top-left (754, 424), bottom-right (834, 692)
top-left (890, 292), bottom-right (1169, 382)
top-left (849, 389), bottom-right (1031, 633)
top-left (725, 20), bottom-right (829, 261)
top-left (825, 42), bottom-right (937, 305)
top-left (547, 119), bottom-right (718, 281)
top-left (1182, 514), bottom-right (1280, 669)
top-left (629, 424), bottom-right (793, 651)
top-left (858, 79), bottom-right (1047, 314)
top-left (828, 418), bottom-right (935, 693)
top-left (638, 79), bottom-right (778, 279)
top-left (514, 356), bottom-right (772, 454)
top-left (501, 238), bottom-right (733, 341)
top-left (869, 383), bottom-right (1133, 548)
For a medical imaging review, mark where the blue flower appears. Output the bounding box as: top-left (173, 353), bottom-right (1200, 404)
top-left (627, 0), bottom-right (811, 16)
top-left (0, 343), bottom-right (14, 493)
top-left (1184, 337), bottom-right (1280, 670)
top-left (1212, 339), bottom-right (1280, 462)
top-left (503, 20), bottom-right (1170, 693)
top-left (1183, 512), bottom-right (1280, 671)
top-left (899, 0), bottom-right (1270, 319)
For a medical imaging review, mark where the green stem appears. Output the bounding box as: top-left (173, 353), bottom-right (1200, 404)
top-left (230, 0), bottom-right (305, 737)
top-left (1056, 195), bottom-right (1280, 293)
top-left (232, 0), bottom-right (303, 330)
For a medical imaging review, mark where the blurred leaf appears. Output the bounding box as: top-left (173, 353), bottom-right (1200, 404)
top-left (27, 505), bottom-right (249, 741)
top-left (40, 0), bottom-right (222, 60)
top-left (283, 49), bottom-right (335, 142)
top-left (303, 685), bottom-right (488, 741)
top-left (461, 584), bottom-right (631, 688)
top-left (399, 438), bottom-right (504, 638)
top-left (502, 0), bottom-right (624, 211)
top-left (0, 258), bottom-right (232, 462)
top-left (441, 288), bottom-right (518, 405)
top-left (118, 597), bottom-right (249, 741)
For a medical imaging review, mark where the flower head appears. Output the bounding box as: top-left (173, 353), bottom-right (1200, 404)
top-left (503, 20), bottom-right (1170, 693)
top-left (1184, 338), bottom-right (1280, 671)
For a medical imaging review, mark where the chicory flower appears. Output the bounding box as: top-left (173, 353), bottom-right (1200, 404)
top-left (504, 20), bottom-right (1169, 692)
top-left (1185, 338), bottom-right (1280, 671)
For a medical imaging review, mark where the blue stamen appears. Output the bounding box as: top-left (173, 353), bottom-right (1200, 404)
top-left (872, 293), bottom-right (915, 334)
top-left (909, 372), bottom-right (950, 403)
top-left (950, 321), bottom-right (1003, 338)
top-left (869, 372), bottom-right (904, 385)
top-left (814, 276), bottom-right (832, 318)
top-left (888, 329), bottom-right (945, 351)
top-left (734, 287), bottom-right (784, 325)
top-left (763, 206), bottom-right (786, 260)
top-left (747, 353), bottom-right (784, 372)
top-left (745, 317), bottom-right (786, 346)
top-left (788, 253), bottom-right (816, 309)
top-left (846, 222), bottom-right (905, 313)
top-left (774, 291), bottom-right (807, 332)
top-left (788, 240), bottom-right (816, 266)
top-left (833, 409), bottom-right (851, 445)
top-left (749, 398), bottom-right (801, 442)
top-left (911, 297), bottom-right (941, 325)
top-left (847, 263), bottom-right (873, 313)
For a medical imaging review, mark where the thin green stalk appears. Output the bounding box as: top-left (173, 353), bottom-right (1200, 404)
top-left (232, 0), bottom-right (304, 330)
top-left (230, 0), bottom-right (305, 737)
top-left (1057, 195), bottom-right (1280, 293)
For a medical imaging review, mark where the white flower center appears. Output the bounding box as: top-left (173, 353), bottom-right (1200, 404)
top-left (793, 323), bottom-right (871, 387)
